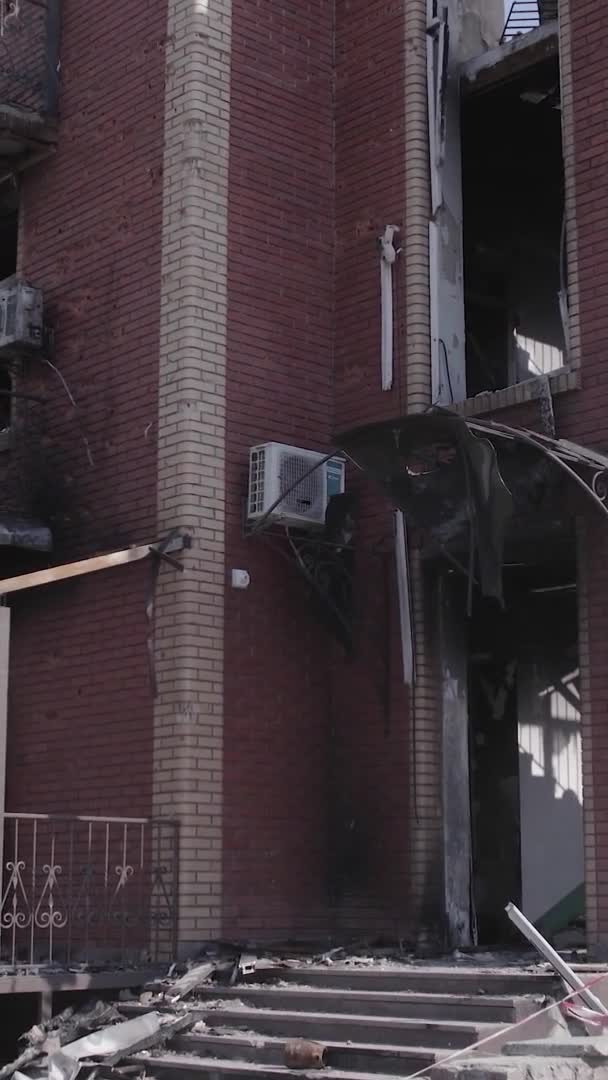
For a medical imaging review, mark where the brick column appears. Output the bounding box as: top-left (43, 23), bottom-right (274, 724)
top-left (153, 0), bottom-right (231, 952)
top-left (558, 0), bottom-right (581, 372)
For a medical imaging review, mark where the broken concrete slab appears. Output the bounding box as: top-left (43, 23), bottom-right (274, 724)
top-left (433, 1056), bottom-right (595, 1080)
top-left (504, 1036), bottom-right (608, 1060)
top-left (167, 962), bottom-right (216, 1000)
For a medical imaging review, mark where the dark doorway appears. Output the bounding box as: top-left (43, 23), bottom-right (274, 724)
top-left (467, 559), bottom-right (582, 945)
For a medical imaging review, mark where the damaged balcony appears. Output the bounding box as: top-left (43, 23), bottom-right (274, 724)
top-left (0, 812), bottom-right (178, 977)
top-left (0, 0), bottom-right (60, 177)
top-left (502, 1), bottom-right (558, 43)
top-left (461, 18), bottom-right (564, 400)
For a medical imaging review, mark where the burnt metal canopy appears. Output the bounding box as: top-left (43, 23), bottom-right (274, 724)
top-left (334, 410), bottom-right (608, 604)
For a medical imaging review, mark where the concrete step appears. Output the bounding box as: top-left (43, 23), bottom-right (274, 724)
top-left (172, 1030), bottom-right (438, 1075)
top-left (258, 966), bottom-right (558, 998)
top-left (432, 1055), bottom-right (592, 1080)
top-left (188, 1005), bottom-right (505, 1051)
top-left (132, 1050), bottom-right (411, 1080)
top-left (187, 985), bottom-right (542, 1024)
top-left (503, 1036), bottom-right (608, 1059)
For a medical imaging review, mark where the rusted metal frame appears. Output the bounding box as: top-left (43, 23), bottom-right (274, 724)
top-left (0, 813), bottom-right (179, 970)
top-left (284, 529), bottom-right (354, 649)
top-left (259, 528), bottom-right (392, 706)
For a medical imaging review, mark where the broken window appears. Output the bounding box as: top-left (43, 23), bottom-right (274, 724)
top-left (462, 50), bottom-right (564, 397)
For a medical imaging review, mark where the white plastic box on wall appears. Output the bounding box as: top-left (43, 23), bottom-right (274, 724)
top-left (247, 442), bottom-right (345, 529)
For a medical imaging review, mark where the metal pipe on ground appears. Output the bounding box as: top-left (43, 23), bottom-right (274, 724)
top-left (506, 901), bottom-right (608, 1014)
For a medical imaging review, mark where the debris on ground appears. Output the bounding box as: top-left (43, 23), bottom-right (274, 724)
top-left (11, 939), bottom-right (606, 1080)
top-left (6, 999), bottom-right (194, 1080)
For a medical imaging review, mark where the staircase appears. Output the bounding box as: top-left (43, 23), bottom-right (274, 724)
top-left (118, 964), bottom-right (563, 1080)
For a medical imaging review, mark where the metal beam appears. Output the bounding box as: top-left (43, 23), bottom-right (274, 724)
top-left (0, 535), bottom-right (186, 596)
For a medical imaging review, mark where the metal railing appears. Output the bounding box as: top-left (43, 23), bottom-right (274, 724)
top-left (0, 0), bottom-right (60, 116)
top-left (0, 813), bottom-right (178, 970)
top-left (501, 0), bottom-right (541, 42)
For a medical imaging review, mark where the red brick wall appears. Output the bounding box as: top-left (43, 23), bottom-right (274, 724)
top-left (223, 0), bottom-right (335, 939)
top-left (561, 0), bottom-right (608, 954)
top-left (7, 564), bottom-right (153, 816)
top-left (4, 0), bottom-right (167, 818)
top-left (330, 0), bottom-right (411, 935)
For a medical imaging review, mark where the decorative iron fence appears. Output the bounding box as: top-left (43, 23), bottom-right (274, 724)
top-left (0, 814), bottom-right (178, 970)
top-left (501, 0), bottom-right (540, 42)
top-left (0, 0), bottom-right (60, 116)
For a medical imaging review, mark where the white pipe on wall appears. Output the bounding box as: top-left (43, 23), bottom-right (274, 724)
top-left (380, 225), bottom-right (400, 391)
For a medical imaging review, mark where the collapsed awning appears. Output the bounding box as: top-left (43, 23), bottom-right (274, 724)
top-left (0, 513), bottom-right (52, 552)
top-left (334, 410), bottom-right (608, 604)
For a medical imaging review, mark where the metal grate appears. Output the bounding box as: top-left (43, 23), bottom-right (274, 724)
top-left (248, 446), bottom-right (266, 516)
top-left (501, 0), bottom-right (540, 42)
top-left (280, 452), bottom-right (325, 519)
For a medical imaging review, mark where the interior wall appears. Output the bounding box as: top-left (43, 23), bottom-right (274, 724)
top-left (466, 564), bottom-right (581, 943)
top-left (517, 590), bottom-right (583, 926)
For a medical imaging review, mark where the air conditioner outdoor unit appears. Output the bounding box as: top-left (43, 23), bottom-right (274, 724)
top-left (248, 442), bottom-right (345, 529)
top-left (0, 283), bottom-right (43, 355)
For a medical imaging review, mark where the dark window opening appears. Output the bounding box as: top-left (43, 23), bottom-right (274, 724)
top-left (462, 55), bottom-right (565, 397)
top-left (0, 367), bottom-right (12, 435)
top-left (0, 189), bottom-right (18, 281)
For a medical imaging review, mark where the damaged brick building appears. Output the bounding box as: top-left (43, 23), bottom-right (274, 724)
top-left (0, 0), bottom-right (605, 974)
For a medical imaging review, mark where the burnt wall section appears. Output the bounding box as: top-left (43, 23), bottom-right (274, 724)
top-left (331, 0), bottom-right (411, 936)
top-left (223, 0), bottom-right (334, 939)
top-left (4, 0), bottom-right (167, 817)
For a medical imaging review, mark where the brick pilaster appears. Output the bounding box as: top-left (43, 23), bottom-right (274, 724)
top-left (153, 0), bottom-right (232, 951)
